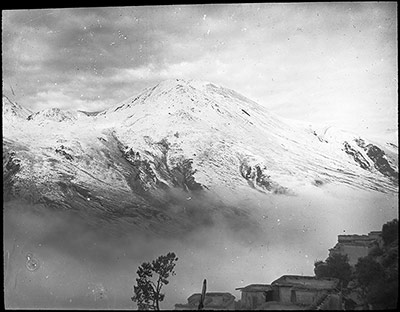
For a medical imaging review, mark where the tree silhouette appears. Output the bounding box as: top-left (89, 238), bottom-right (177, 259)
top-left (353, 218), bottom-right (399, 309)
top-left (382, 218), bottom-right (398, 246)
top-left (314, 253), bottom-right (352, 287)
top-left (131, 252), bottom-right (178, 310)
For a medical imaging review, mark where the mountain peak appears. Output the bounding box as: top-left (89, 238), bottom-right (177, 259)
top-left (99, 78), bottom-right (260, 122)
top-left (140, 78), bottom-right (221, 101)
top-left (155, 78), bottom-right (218, 91)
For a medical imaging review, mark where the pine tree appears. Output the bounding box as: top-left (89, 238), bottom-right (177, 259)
top-left (131, 252), bottom-right (178, 310)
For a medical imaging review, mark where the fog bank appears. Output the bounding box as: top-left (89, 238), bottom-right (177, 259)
top-left (3, 182), bottom-right (398, 309)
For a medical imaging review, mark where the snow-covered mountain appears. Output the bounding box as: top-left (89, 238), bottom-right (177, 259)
top-left (2, 79), bottom-right (398, 234)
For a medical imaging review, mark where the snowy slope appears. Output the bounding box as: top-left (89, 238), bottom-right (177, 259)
top-left (27, 108), bottom-right (81, 123)
top-left (93, 78), bottom-right (398, 192)
top-left (2, 79), bottom-right (398, 233)
top-left (2, 95), bottom-right (32, 120)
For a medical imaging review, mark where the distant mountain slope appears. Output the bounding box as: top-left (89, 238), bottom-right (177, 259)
top-left (27, 108), bottom-right (79, 123)
top-left (3, 95), bottom-right (32, 120)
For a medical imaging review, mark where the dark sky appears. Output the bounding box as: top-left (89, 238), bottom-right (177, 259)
top-left (2, 3), bottom-right (397, 140)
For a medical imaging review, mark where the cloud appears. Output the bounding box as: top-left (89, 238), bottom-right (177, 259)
top-left (2, 3), bottom-right (397, 138)
top-left (26, 90), bottom-right (105, 111)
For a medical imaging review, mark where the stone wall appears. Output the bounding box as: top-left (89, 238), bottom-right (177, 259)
top-left (240, 291), bottom-right (266, 309)
top-left (293, 289), bottom-right (317, 305)
top-left (278, 287), bottom-right (293, 304)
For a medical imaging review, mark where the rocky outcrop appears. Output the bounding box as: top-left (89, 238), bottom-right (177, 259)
top-left (353, 138), bottom-right (398, 183)
top-left (120, 137), bottom-right (204, 194)
top-left (239, 161), bottom-right (291, 194)
top-left (27, 108), bottom-right (77, 122)
top-left (365, 144), bottom-right (398, 182)
top-left (343, 141), bottom-right (370, 170)
top-left (171, 158), bottom-right (203, 191)
top-left (122, 148), bottom-right (161, 193)
top-left (55, 145), bottom-right (74, 161)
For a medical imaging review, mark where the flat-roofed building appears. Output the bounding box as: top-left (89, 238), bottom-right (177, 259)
top-left (271, 275), bottom-right (339, 306)
top-left (235, 284), bottom-right (275, 309)
top-left (236, 275), bottom-right (341, 310)
top-left (329, 231), bottom-right (383, 266)
top-left (174, 292), bottom-right (236, 310)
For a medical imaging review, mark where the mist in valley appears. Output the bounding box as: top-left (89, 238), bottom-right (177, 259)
top-left (3, 182), bottom-right (398, 309)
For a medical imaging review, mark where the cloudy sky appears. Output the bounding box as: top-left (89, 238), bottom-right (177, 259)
top-left (2, 3), bottom-right (397, 140)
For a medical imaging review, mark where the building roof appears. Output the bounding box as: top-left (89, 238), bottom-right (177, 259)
top-left (271, 275), bottom-right (339, 290)
top-left (235, 284), bottom-right (273, 292)
top-left (337, 231), bottom-right (382, 244)
top-left (369, 231), bottom-right (382, 235)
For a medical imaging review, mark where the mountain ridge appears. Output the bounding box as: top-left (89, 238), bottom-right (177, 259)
top-left (2, 79), bottom-right (398, 234)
